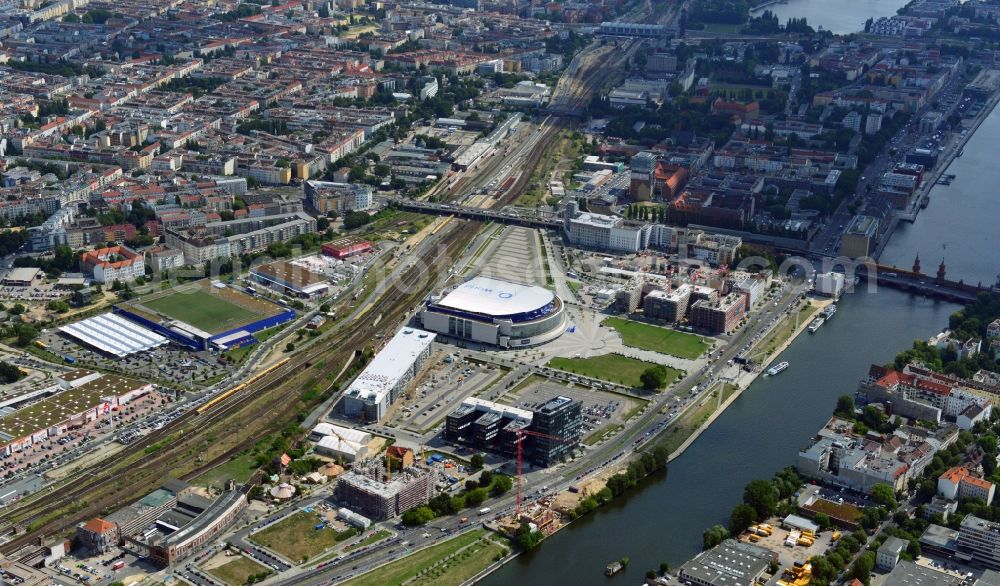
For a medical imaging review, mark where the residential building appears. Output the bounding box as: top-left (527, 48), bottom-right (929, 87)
top-left (877, 536), bottom-right (908, 570)
top-left (939, 466), bottom-right (995, 505)
top-left (304, 180), bottom-right (373, 214)
top-left (643, 285), bottom-right (692, 323)
top-left (81, 246), bottom-right (145, 284)
top-left (335, 463), bottom-right (433, 520)
top-left (688, 293), bottom-right (746, 334)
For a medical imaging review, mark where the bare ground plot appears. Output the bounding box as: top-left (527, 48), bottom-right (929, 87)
top-left (204, 553), bottom-right (271, 586)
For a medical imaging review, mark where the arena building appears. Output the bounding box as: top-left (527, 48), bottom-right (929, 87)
top-left (420, 276), bottom-right (566, 348)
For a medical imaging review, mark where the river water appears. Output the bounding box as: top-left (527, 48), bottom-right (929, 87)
top-left (480, 288), bottom-right (960, 585)
top-left (749, 0), bottom-right (908, 34)
top-left (476, 2), bottom-right (994, 583)
top-left (880, 105), bottom-right (1000, 288)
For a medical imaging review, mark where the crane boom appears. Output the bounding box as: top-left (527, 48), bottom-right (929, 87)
top-left (514, 428), bottom-right (570, 516)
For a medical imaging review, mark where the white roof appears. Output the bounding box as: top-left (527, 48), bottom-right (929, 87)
top-left (344, 327), bottom-right (436, 406)
top-left (316, 435), bottom-right (366, 457)
top-left (460, 397), bottom-right (533, 422)
top-left (436, 277), bottom-right (554, 317)
top-left (59, 313), bottom-right (169, 358)
top-left (311, 423), bottom-right (371, 444)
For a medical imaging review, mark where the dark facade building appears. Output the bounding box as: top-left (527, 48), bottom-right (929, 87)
top-left (444, 396), bottom-right (582, 465)
top-left (531, 396), bottom-right (583, 466)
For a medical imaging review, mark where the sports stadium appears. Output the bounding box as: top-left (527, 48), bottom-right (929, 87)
top-left (420, 276), bottom-right (566, 348)
top-left (114, 280), bottom-right (295, 351)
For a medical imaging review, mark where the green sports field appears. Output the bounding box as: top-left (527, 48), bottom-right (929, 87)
top-left (141, 289), bottom-right (258, 334)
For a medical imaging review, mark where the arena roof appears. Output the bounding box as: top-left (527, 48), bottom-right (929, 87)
top-left (435, 277), bottom-right (554, 318)
top-left (59, 313), bottom-right (169, 358)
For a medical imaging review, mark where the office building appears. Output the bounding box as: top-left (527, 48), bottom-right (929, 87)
top-left (341, 328), bottom-right (436, 422)
top-left (959, 515), bottom-right (1000, 570)
top-left (840, 215), bottom-right (879, 258)
top-left (530, 396), bottom-right (582, 466)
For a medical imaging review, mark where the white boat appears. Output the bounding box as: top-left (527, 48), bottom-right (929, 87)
top-left (821, 304), bottom-right (837, 320)
top-left (767, 361), bottom-right (789, 376)
top-left (808, 317), bottom-right (825, 333)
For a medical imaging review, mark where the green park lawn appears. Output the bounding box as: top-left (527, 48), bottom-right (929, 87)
top-left (548, 354), bottom-right (681, 388)
top-left (602, 317), bottom-right (708, 359)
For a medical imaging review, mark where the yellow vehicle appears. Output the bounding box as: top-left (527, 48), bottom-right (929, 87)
top-left (831, 531), bottom-right (841, 542)
top-left (748, 534), bottom-right (761, 542)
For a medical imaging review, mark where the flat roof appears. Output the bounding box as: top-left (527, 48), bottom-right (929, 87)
top-left (459, 397), bottom-right (533, 422)
top-left (0, 373), bottom-right (147, 442)
top-left (59, 312), bottom-right (169, 358)
top-left (2, 267), bottom-right (41, 282)
top-left (252, 260), bottom-right (326, 290)
top-left (436, 277), bottom-right (554, 318)
top-left (883, 561), bottom-right (961, 586)
top-left (344, 328), bottom-right (436, 405)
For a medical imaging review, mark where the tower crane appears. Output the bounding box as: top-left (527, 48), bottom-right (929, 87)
top-left (514, 428), bottom-right (571, 516)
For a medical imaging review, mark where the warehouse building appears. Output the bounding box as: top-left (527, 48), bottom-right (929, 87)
top-left (341, 328), bottom-right (436, 422)
top-left (250, 260), bottom-right (329, 299)
top-left (677, 539), bottom-right (777, 586)
top-left (58, 312), bottom-right (169, 358)
top-left (322, 236), bottom-right (372, 259)
top-left (421, 276), bottom-right (566, 349)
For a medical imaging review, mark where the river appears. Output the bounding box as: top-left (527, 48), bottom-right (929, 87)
top-left (880, 105), bottom-right (1000, 288)
top-left (479, 288), bottom-right (960, 585)
top-left (749, 0), bottom-right (908, 34)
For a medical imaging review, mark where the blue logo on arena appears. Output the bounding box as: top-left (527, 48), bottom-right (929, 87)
top-left (498, 292), bottom-right (513, 299)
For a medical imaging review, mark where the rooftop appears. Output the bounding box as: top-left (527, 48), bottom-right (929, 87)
top-left (434, 276), bottom-right (555, 319)
top-left (344, 328), bottom-right (436, 406)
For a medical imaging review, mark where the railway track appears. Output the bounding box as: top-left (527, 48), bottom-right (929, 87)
top-left (0, 224), bottom-right (473, 554)
top-left (1, 30), bottom-right (604, 552)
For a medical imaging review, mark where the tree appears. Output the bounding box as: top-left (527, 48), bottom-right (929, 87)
top-left (703, 524), bottom-right (729, 549)
top-left (470, 453), bottom-right (485, 470)
top-left (850, 551), bottom-right (875, 584)
top-left (0, 362), bottom-right (25, 384)
top-left (490, 474), bottom-right (512, 496)
top-left (640, 365), bottom-right (668, 390)
top-left (743, 479), bottom-right (778, 521)
top-left (402, 506), bottom-right (435, 526)
top-left (871, 483), bottom-right (898, 510)
top-left (15, 325), bottom-right (38, 347)
top-left (835, 394), bottom-right (856, 418)
top-left (729, 503), bottom-right (757, 535)
top-left (479, 470), bottom-right (493, 487)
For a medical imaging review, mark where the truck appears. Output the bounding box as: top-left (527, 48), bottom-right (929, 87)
top-left (478, 507), bottom-right (491, 516)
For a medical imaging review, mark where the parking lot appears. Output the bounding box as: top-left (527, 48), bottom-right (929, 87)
top-left (0, 282), bottom-right (70, 302)
top-left (0, 388), bottom-right (172, 482)
top-left (386, 350), bottom-right (509, 434)
top-left (39, 329), bottom-right (232, 388)
top-left (497, 378), bottom-right (646, 445)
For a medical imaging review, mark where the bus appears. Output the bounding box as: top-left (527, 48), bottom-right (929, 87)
top-left (112, 561), bottom-right (125, 571)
